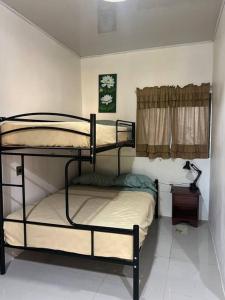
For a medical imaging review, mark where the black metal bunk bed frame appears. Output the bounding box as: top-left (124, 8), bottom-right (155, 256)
top-left (0, 112), bottom-right (159, 300)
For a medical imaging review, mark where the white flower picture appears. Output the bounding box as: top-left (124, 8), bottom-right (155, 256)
top-left (101, 95), bottom-right (113, 105)
top-left (101, 75), bottom-right (115, 89)
top-left (99, 74), bottom-right (117, 112)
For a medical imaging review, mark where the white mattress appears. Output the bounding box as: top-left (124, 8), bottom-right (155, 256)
top-left (0, 121), bottom-right (129, 148)
top-left (4, 186), bottom-right (155, 260)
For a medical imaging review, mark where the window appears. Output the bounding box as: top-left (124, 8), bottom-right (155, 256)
top-left (136, 84), bottom-right (210, 159)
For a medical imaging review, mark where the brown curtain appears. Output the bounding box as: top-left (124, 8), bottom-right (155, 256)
top-left (171, 84), bottom-right (210, 159)
top-left (136, 87), bottom-right (172, 158)
top-left (136, 83), bottom-right (210, 159)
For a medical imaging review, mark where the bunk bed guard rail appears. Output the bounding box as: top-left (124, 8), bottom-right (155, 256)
top-left (0, 112), bottom-right (157, 300)
top-left (0, 113), bottom-right (135, 162)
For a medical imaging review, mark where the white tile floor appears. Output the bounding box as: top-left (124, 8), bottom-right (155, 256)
top-left (0, 217), bottom-right (224, 300)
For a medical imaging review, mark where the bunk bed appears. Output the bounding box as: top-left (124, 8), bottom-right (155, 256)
top-left (0, 113), bottom-right (159, 300)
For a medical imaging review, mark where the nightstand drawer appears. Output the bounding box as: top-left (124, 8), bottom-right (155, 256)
top-left (171, 186), bottom-right (200, 227)
top-left (173, 195), bottom-right (199, 207)
top-left (173, 204), bottom-right (198, 218)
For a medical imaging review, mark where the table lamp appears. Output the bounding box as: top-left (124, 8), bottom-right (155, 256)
top-left (183, 161), bottom-right (202, 191)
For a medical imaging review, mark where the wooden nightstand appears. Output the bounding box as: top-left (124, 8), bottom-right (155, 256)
top-left (171, 186), bottom-right (200, 227)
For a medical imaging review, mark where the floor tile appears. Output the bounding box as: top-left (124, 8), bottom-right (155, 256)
top-left (147, 219), bottom-right (173, 258)
top-left (94, 273), bottom-right (132, 300)
top-left (0, 218), bottom-right (224, 300)
top-left (171, 223), bottom-right (217, 265)
top-left (0, 253), bottom-right (105, 300)
top-left (164, 291), bottom-right (192, 300)
top-left (141, 257), bottom-right (169, 300)
top-left (164, 258), bottom-right (224, 300)
top-left (93, 257), bottom-right (169, 300)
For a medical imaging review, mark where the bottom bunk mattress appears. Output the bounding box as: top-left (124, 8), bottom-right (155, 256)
top-left (4, 185), bottom-right (155, 260)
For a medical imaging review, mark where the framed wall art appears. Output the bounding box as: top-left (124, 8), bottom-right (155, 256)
top-left (99, 74), bottom-right (117, 113)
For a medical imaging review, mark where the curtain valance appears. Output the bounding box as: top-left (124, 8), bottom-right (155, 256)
top-left (137, 83), bottom-right (210, 109)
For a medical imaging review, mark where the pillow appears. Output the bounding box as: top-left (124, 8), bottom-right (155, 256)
top-left (72, 173), bottom-right (115, 187)
top-left (96, 120), bottom-right (116, 126)
top-left (72, 173), bottom-right (157, 194)
top-left (115, 173), bottom-right (157, 192)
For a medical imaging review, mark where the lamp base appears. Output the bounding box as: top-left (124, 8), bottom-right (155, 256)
top-left (190, 183), bottom-right (198, 192)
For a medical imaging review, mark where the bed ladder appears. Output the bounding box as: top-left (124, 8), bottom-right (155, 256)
top-left (0, 154), bottom-right (27, 275)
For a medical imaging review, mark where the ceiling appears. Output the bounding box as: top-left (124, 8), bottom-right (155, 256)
top-left (1, 0), bottom-right (223, 57)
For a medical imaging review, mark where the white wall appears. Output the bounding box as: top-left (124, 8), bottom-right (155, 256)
top-left (81, 42), bottom-right (213, 219)
top-left (0, 2), bottom-right (214, 221)
top-left (0, 3), bottom-right (81, 115)
top-left (210, 1), bottom-right (225, 291)
top-left (0, 3), bottom-right (82, 214)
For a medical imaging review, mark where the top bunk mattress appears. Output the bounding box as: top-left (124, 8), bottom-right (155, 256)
top-left (0, 121), bottom-right (129, 148)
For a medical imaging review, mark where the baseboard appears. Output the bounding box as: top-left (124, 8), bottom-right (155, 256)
top-left (208, 222), bottom-right (225, 297)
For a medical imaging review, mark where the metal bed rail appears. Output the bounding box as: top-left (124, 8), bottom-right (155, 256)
top-left (116, 119), bottom-right (135, 148)
top-left (0, 113), bottom-right (136, 162)
top-left (0, 161), bottom-right (140, 300)
top-left (0, 149), bottom-right (140, 298)
top-left (0, 112), bottom-right (158, 300)
top-left (0, 152), bottom-right (158, 300)
top-left (0, 112), bottom-right (96, 163)
top-left (0, 112), bottom-right (89, 122)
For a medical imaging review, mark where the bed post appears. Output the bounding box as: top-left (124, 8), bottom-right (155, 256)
top-left (0, 144), bottom-right (6, 275)
top-left (21, 155), bottom-right (27, 247)
top-left (118, 147), bottom-right (122, 176)
top-left (78, 149), bottom-right (82, 176)
top-left (90, 114), bottom-right (96, 172)
top-left (132, 122), bottom-right (136, 148)
top-left (133, 225), bottom-right (139, 300)
top-left (154, 179), bottom-right (159, 219)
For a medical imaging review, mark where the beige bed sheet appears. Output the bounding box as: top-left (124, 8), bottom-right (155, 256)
top-left (4, 186), bottom-right (155, 260)
top-left (1, 121), bottom-right (129, 148)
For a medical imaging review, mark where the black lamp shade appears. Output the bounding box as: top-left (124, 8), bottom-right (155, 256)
top-left (183, 161), bottom-right (191, 170)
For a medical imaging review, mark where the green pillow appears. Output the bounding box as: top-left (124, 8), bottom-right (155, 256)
top-left (115, 173), bottom-right (157, 192)
top-left (96, 120), bottom-right (116, 126)
top-left (72, 173), bottom-right (115, 187)
top-left (72, 173), bottom-right (157, 194)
